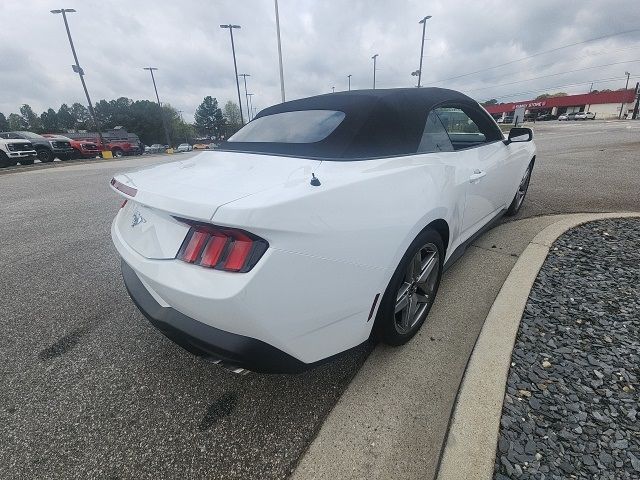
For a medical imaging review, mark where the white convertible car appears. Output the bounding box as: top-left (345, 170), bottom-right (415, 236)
top-left (110, 88), bottom-right (535, 373)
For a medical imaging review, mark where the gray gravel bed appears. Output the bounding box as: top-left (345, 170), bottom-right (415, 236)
top-left (494, 218), bottom-right (640, 480)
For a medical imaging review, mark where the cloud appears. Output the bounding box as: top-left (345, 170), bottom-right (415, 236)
top-left (1, 0), bottom-right (639, 122)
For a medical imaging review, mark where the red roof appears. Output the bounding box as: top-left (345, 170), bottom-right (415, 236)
top-left (483, 89), bottom-right (636, 114)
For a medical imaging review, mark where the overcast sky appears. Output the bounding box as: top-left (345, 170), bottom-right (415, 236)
top-left (1, 0), bottom-right (639, 122)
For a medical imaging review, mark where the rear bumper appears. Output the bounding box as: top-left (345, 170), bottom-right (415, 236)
top-left (121, 259), bottom-right (311, 373)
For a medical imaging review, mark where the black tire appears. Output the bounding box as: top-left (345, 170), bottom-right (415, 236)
top-left (506, 162), bottom-right (533, 216)
top-left (36, 148), bottom-right (54, 163)
top-left (373, 228), bottom-right (444, 346)
top-left (112, 148), bottom-right (124, 158)
top-left (0, 151), bottom-right (16, 168)
top-left (19, 156), bottom-right (35, 165)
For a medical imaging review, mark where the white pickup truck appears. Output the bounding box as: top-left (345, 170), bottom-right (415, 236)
top-left (0, 137), bottom-right (36, 167)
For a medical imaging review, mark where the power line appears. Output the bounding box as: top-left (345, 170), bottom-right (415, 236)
top-left (432, 28), bottom-right (640, 84)
top-left (482, 75), bottom-right (640, 102)
top-left (468, 59), bottom-right (640, 93)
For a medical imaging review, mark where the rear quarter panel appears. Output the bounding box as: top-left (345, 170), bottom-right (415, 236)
top-left (213, 153), bottom-right (465, 273)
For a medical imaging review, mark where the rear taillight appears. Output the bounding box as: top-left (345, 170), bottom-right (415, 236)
top-left (175, 220), bottom-right (268, 272)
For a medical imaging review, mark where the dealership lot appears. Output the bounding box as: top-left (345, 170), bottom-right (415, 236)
top-left (1, 121), bottom-right (638, 479)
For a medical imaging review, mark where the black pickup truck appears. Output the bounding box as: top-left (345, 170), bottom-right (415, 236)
top-left (0, 131), bottom-right (75, 162)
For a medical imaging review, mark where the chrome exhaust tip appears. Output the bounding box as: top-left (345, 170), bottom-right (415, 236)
top-left (207, 358), bottom-right (251, 375)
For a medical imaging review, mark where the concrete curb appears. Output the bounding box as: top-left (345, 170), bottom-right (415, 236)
top-left (436, 212), bottom-right (640, 480)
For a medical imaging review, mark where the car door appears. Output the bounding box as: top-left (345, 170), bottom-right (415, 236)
top-left (433, 106), bottom-right (508, 235)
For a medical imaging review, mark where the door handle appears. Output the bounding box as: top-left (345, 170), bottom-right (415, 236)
top-left (469, 169), bottom-right (487, 183)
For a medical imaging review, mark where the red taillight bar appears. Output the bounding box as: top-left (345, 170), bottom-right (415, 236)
top-left (110, 178), bottom-right (138, 197)
top-left (175, 219), bottom-right (268, 273)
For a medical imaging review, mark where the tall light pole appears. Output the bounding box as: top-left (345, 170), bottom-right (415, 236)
top-left (348, 74), bottom-right (352, 91)
top-left (220, 24), bottom-right (245, 125)
top-left (247, 93), bottom-right (254, 121)
top-left (619, 71), bottom-right (631, 119)
top-left (143, 67), bottom-right (172, 148)
top-left (238, 73), bottom-right (251, 123)
top-left (332, 86), bottom-right (335, 93)
top-left (417, 15), bottom-right (432, 88)
top-left (50, 8), bottom-right (105, 149)
top-left (274, 0), bottom-right (286, 102)
top-left (177, 110), bottom-right (188, 144)
top-left (372, 54), bottom-right (379, 89)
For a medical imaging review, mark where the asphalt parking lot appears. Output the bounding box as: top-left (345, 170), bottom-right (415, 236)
top-left (1, 120), bottom-right (638, 479)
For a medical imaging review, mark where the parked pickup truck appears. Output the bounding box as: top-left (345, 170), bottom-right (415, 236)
top-left (74, 137), bottom-right (140, 158)
top-left (97, 139), bottom-right (140, 158)
top-left (0, 131), bottom-right (74, 162)
top-left (42, 134), bottom-right (100, 159)
top-left (0, 137), bottom-right (36, 167)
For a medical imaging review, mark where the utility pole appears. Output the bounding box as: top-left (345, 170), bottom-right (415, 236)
top-left (143, 67), bottom-right (172, 148)
top-left (332, 86), bottom-right (335, 93)
top-left (417, 16), bottom-right (432, 88)
top-left (274, 0), bottom-right (286, 102)
top-left (632, 82), bottom-right (639, 120)
top-left (372, 54), bottom-right (378, 89)
top-left (348, 74), bottom-right (352, 91)
top-left (238, 73), bottom-right (251, 123)
top-left (51, 8), bottom-right (105, 150)
top-left (619, 71), bottom-right (631, 119)
top-left (220, 24), bottom-right (245, 125)
top-left (247, 93), bottom-right (254, 121)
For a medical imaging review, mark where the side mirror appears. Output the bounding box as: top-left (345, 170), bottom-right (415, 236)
top-left (505, 127), bottom-right (533, 144)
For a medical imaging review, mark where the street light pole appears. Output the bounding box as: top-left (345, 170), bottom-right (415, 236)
top-left (372, 54), bottom-right (378, 89)
top-left (247, 93), bottom-right (254, 121)
top-left (50, 8), bottom-right (105, 149)
top-left (143, 67), bottom-right (172, 148)
top-left (332, 86), bottom-right (335, 93)
top-left (177, 110), bottom-right (188, 143)
top-left (417, 15), bottom-right (432, 88)
top-left (220, 24), bottom-right (245, 125)
top-left (348, 74), bottom-right (352, 91)
top-left (274, 0), bottom-right (286, 102)
top-left (238, 73), bottom-right (251, 123)
top-left (619, 71), bottom-right (631, 119)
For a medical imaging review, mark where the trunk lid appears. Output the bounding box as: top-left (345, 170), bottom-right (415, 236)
top-left (112, 150), bottom-right (320, 259)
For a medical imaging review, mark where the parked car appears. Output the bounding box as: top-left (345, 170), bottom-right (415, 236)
top-left (558, 112), bottom-right (577, 121)
top-left (536, 114), bottom-right (557, 121)
top-left (0, 136), bottom-right (36, 167)
top-left (110, 87), bottom-right (536, 374)
top-left (193, 143), bottom-right (209, 150)
top-left (208, 143), bottom-right (219, 149)
top-left (145, 144), bottom-right (166, 154)
top-left (0, 131), bottom-right (74, 162)
top-left (42, 134), bottom-right (100, 159)
top-left (177, 143), bottom-right (193, 152)
top-left (574, 111), bottom-right (595, 120)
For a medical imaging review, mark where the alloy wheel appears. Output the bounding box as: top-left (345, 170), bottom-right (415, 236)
top-left (394, 242), bottom-right (440, 334)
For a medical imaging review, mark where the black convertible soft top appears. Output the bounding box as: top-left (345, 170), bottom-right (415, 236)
top-left (218, 87), bottom-right (491, 160)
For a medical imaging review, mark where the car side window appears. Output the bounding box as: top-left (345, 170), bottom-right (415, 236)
top-left (434, 107), bottom-right (486, 150)
top-left (417, 111), bottom-right (454, 153)
top-left (433, 106), bottom-right (502, 151)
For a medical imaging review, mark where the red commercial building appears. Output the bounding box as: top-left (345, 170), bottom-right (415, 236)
top-left (484, 89), bottom-right (637, 120)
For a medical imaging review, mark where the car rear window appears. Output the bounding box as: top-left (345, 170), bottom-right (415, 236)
top-left (228, 110), bottom-right (346, 143)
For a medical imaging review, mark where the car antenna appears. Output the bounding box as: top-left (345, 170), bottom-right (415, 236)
top-left (310, 173), bottom-right (321, 186)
